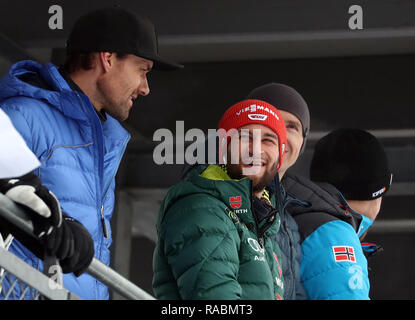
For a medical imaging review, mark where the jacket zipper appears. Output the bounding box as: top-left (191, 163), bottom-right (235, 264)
top-left (250, 188), bottom-right (278, 249)
top-left (100, 135), bottom-right (129, 239)
top-left (249, 182), bottom-right (264, 248)
top-left (101, 205), bottom-right (109, 238)
top-left (76, 92), bottom-right (107, 245)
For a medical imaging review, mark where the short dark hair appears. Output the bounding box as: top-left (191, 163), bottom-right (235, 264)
top-left (64, 52), bottom-right (128, 74)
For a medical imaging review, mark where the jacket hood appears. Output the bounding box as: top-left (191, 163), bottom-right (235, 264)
top-left (158, 163), bottom-right (285, 244)
top-left (158, 164), bottom-right (253, 227)
top-left (0, 60), bottom-right (99, 123)
top-left (282, 172), bottom-right (369, 235)
top-left (0, 60), bottom-right (71, 108)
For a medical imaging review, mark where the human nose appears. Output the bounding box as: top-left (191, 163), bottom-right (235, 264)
top-left (139, 76), bottom-right (150, 96)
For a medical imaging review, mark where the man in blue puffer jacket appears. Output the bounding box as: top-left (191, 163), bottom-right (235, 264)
top-left (285, 129), bottom-right (392, 299)
top-left (0, 7), bottom-right (182, 299)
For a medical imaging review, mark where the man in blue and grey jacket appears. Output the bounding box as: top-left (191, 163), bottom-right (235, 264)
top-left (0, 7), bottom-right (182, 299)
top-left (285, 128), bottom-right (392, 299)
top-left (247, 83), bottom-right (310, 300)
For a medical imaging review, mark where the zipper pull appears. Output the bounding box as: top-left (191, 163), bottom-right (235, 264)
top-left (101, 205), bottom-right (109, 239)
top-left (258, 237), bottom-right (264, 249)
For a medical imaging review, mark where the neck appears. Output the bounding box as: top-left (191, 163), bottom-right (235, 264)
top-left (253, 189), bottom-right (265, 199)
top-left (278, 168), bottom-right (286, 179)
top-left (346, 197), bottom-right (382, 221)
top-left (67, 70), bottom-right (103, 112)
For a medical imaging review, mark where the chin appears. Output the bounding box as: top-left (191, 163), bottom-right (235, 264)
top-left (108, 110), bottom-right (129, 122)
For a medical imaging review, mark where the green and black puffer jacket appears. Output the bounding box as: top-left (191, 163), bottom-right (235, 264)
top-left (152, 164), bottom-right (285, 300)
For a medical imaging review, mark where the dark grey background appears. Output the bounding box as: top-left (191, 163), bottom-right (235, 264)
top-left (1, 0), bottom-right (414, 299)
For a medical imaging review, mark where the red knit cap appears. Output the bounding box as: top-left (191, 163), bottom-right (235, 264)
top-left (218, 99), bottom-right (287, 171)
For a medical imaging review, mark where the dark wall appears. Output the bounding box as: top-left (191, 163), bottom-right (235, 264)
top-left (125, 53), bottom-right (415, 141)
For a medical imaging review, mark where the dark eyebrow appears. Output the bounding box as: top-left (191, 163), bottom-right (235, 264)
top-left (285, 120), bottom-right (302, 130)
top-left (285, 119), bottom-right (301, 128)
top-left (263, 132), bottom-right (278, 140)
top-left (138, 61), bottom-right (153, 72)
top-left (238, 129), bottom-right (278, 140)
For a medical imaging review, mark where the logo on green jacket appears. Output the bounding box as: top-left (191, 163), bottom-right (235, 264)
top-left (247, 238), bottom-right (265, 255)
top-left (229, 196), bottom-right (242, 209)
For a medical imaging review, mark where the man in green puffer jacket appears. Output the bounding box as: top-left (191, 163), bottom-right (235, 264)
top-left (153, 99), bottom-right (288, 300)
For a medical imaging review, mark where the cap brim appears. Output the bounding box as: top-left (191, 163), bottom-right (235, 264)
top-left (154, 57), bottom-right (184, 71)
top-left (139, 53), bottom-right (183, 70)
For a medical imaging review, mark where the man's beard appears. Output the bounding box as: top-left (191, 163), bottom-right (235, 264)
top-left (226, 161), bottom-right (278, 194)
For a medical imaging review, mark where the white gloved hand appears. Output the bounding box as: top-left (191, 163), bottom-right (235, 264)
top-left (0, 172), bottom-right (62, 238)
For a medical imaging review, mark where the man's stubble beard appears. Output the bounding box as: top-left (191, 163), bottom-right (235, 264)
top-left (226, 160), bottom-right (279, 194)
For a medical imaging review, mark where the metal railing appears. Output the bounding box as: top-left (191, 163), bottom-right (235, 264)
top-left (0, 193), bottom-right (155, 300)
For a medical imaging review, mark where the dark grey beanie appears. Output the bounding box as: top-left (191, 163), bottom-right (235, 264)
top-left (246, 83), bottom-right (310, 153)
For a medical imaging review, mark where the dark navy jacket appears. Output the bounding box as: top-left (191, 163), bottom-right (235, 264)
top-left (272, 174), bottom-right (308, 300)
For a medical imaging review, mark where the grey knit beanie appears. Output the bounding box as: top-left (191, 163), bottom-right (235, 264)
top-left (246, 83), bottom-right (310, 153)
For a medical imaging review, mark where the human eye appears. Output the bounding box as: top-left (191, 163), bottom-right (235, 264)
top-left (286, 122), bottom-right (300, 133)
top-left (263, 136), bottom-right (277, 145)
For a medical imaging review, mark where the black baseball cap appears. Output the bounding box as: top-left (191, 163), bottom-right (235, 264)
top-left (66, 7), bottom-right (183, 70)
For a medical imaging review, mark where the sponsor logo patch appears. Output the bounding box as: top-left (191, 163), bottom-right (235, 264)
top-left (236, 104), bottom-right (280, 120)
top-left (247, 114), bottom-right (268, 121)
top-left (273, 252), bottom-right (283, 277)
top-left (247, 238), bottom-right (264, 255)
top-left (372, 187), bottom-right (386, 198)
top-left (275, 293), bottom-right (283, 300)
top-left (332, 246), bottom-right (356, 263)
top-left (229, 196), bottom-right (242, 209)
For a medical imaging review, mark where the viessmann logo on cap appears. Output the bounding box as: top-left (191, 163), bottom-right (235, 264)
top-left (236, 104), bottom-right (280, 120)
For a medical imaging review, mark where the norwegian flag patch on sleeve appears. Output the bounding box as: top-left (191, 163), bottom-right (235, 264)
top-left (332, 246), bottom-right (356, 263)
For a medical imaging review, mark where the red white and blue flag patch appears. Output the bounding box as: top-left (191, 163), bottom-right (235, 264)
top-left (332, 246), bottom-right (356, 263)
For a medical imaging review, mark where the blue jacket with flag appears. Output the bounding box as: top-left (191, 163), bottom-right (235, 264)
top-left (0, 60), bottom-right (130, 300)
top-left (283, 173), bottom-right (375, 300)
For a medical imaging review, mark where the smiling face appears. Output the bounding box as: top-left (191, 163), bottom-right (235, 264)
top-left (278, 110), bottom-right (304, 177)
top-left (96, 53), bottom-right (153, 121)
top-left (226, 123), bottom-right (280, 197)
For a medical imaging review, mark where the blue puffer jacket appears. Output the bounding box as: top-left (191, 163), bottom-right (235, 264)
top-left (283, 173), bottom-right (374, 300)
top-left (0, 60), bottom-right (130, 299)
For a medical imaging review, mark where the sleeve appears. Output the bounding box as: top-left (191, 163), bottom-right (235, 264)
top-left (160, 201), bottom-right (242, 300)
top-left (300, 220), bottom-right (370, 300)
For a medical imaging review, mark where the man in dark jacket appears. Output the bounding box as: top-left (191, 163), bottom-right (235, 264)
top-left (246, 83), bottom-right (310, 299)
top-left (153, 99), bottom-right (287, 299)
top-left (285, 129), bottom-right (391, 299)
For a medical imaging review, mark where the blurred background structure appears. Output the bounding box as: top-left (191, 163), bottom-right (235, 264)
top-left (0, 0), bottom-right (414, 299)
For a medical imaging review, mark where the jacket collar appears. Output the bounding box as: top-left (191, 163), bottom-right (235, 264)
top-left (190, 164), bottom-right (281, 234)
top-left (0, 60), bottom-right (96, 122)
top-left (283, 172), bottom-right (369, 235)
